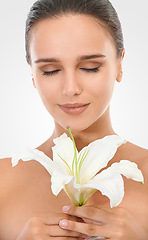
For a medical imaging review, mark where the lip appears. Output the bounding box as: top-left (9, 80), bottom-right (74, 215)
top-left (59, 103), bottom-right (90, 115)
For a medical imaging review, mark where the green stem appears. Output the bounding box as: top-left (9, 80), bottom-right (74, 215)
top-left (67, 127), bottom-right (78, 178)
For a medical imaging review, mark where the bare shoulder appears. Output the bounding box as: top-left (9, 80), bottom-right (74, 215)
top-left (0, 156), bottom-right (49, 206)
top-left (126, 140), bottom-right (148, 162)
top-left (0, 157), bottom-right (16, 207)
top-left (119, 140), bottom-right (148, 182)
top-left (0, 157), bottom-right (33, 185)
top-left (0, 157), bottom-right (13, 187)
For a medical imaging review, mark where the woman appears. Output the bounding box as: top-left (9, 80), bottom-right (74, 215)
top-left (0, 0), bottom-right (148, 239)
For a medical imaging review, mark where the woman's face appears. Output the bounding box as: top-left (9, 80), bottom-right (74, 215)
top-left (30, 14), bottom-right (124, 132)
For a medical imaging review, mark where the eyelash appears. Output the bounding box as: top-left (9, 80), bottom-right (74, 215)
top-left (42, 67), bottom-right (100, 76)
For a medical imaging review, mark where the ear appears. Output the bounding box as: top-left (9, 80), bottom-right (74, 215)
top-left (32, 74), bottom-right (36, 88)
top-left (116, 48), bottom-right (125, 83)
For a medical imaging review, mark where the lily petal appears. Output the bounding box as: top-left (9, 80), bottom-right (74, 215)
top-left (64, 176), bottom-right (81, 205)
top-left (64, 178), bottom-right (97, 206)
top-left (107, 160), bottom-right (144, 182)
top-left (52, 133), bottom-right (77, 170)
top-left (80, 135), bottom-right (127, 184)
top-left (11, 148), bottom-right (54, 175)
top-left (51, 171), bottom-right (73, 196)
top-left (79, 160), bottom-right (144, 207)
top-left (51, 166), bottom-right (73, 196)
top-left (78, 171), bottom-right (124, 208)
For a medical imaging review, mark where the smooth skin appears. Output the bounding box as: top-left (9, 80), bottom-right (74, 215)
top-left (0, 14), bottom-right (148, 239)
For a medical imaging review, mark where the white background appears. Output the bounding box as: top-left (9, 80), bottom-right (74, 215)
top-left (0, 0), bottom-right (148, 158)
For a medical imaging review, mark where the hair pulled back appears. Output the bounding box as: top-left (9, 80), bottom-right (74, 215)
top-left (25, 0), bottom-right (124, 65)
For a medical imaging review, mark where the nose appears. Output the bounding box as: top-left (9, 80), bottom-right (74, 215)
top-left (62, 71), bottom-right (82, 97)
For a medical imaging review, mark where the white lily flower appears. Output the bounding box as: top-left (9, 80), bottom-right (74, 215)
top-left (50, 128), bottom-right (144, 207)
top-left (11, 128), bottom-right (144, 208)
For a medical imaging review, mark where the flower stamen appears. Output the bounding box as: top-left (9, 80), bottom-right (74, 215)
top-left (57, 154), bottom-right (72, 175)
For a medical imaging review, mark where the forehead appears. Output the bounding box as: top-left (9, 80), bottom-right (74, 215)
top-left (30, 14), bottom-right (116, 62)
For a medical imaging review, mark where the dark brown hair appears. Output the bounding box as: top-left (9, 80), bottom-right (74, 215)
top-left (25, 0), bottom-right (124, 65)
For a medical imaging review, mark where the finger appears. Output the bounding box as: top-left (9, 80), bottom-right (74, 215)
top-left (59, 219), bottom-right (111, 239)
top-left (82, 218), bottom-right (102, 225)
top-left (70, 215), bottom-right (84, 223)
top-left (34, 212), bottom-right (82, 225)
top-left (49, 237), bottom-right (85, 240)
top-left (44, 224), bottom-right (87, 238)
top-left (91, 204), bottom-right (113, 213)
top-left (62, 206), bottom-right (112, 223)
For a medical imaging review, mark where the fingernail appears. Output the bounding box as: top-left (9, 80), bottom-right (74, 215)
top-left (62, 205), bottom-right (70, 213)
top-left (84, 236), bottom-right (91, 240)
top-left (59, 219), bottom-right (68, 227)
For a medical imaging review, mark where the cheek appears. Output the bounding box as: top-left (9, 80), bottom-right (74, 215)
top-left (39, 83), bottom-right (58, 99)
top-left (34, 79), bottom-right (59, 116)
top-left (33, 72), bottom-right (59, 103)
top-left (86, 70), bottom-right (115, 102)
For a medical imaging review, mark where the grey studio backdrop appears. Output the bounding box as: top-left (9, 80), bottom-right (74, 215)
top-left (0, 0), bottom-right (148, 158)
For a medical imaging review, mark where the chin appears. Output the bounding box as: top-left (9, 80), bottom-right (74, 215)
top-left (54, 110), bottom-right (102, 135)
top-left (59, 119), bottom-right (93, 135)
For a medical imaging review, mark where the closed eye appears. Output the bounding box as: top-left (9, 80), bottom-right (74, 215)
top-left (42, 69), bottom-right (61, 76)
top-left (80, 67), bottom-right (100, 72)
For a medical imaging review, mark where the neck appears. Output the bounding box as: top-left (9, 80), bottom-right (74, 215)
top-left (51, 106), bottom-right (116, 152)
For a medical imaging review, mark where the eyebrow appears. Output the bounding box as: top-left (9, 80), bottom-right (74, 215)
top-left (34, 54), bottom-right (106, 64)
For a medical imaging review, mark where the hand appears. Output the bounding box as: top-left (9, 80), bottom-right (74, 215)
top-left (16, 212), bottom-right (87, 240)
top-left (59, 205), bottom-right (147, 240)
